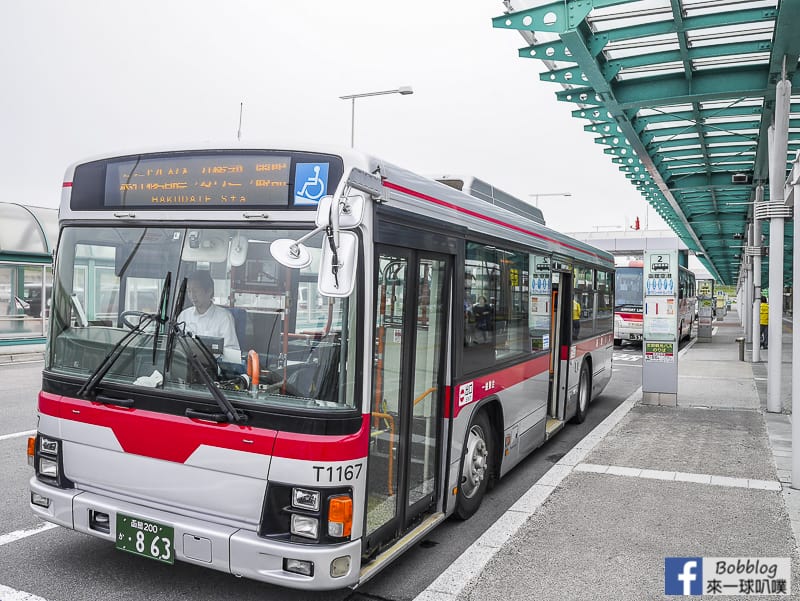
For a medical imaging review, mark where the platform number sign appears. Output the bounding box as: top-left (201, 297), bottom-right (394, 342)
top-left (650, 254), bottom-right (671, 273)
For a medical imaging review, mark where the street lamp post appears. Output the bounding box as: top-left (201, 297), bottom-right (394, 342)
top-left (528, 192), bottom-right (572, 207)
top-left (339, 86), bottom-right (414, 148)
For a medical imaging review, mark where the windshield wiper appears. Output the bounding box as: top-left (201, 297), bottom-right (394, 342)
top-left (164, 276), bottom-right (187, 373)
top-left (77, 313), bottom-right (155, 399)
top-left (152, 272), bottom-right (172, 364)
top-left (176, 333), bottom-right (248, 424)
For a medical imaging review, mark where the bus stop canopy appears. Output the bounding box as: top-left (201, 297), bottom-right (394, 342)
top-left (494, 0), bottom-right (799, 288)
top-left (0, 202), bottom-right (58, 259)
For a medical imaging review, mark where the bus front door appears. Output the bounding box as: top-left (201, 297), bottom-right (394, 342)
top-left (548, 270), bottom-right (573, 427)
top-left (365, 247), bottom-right (450, 558)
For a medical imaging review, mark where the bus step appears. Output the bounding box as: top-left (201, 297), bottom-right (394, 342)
top-left (545, 418), bottom-right (565, 440)
top-left (358, 512), bottom-right (445, 586)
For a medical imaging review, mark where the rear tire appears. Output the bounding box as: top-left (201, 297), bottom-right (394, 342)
top-left (454, 411), bottom-right (492, 520)
top-left (571, 362), bottom-right (591, 424)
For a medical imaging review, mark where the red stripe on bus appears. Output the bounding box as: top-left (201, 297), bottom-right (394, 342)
top-left (62, 181), bottom-right (73, 188)
top-left (382, 180), bottom-right (613, 265)
top-left (617, 312), bottom-right (643, 322)
top-left (38, 392), bottom-right (369, 463)
top-left (450, 355), bottom-right (550, 418)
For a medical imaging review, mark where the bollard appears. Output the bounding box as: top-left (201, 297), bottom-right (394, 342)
top-left (735, 337), bottom-right (745, 361)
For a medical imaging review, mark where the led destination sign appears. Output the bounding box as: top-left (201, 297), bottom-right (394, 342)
top-left (105, 155), bottom-right (292, 207)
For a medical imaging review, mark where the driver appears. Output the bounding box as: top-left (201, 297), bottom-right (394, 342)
top-left (178, 270), bottom-right (241, 363)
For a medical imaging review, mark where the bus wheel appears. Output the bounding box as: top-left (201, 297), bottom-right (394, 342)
top-left (571, 362), bottom-right (591, 424)
top-left (613, 338), bottom-right (621, 347)
top-left (455, 411), bottom-right (492, 520)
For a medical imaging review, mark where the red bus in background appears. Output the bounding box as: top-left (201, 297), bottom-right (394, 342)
top-left (614, 259), bottom-right (696, 346)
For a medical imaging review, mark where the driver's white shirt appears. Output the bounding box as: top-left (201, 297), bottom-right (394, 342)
top-left (178, 303), bottom-right (241, 362)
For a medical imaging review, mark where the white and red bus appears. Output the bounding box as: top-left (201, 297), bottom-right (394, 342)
top-left (614, 260), bottom-right (696, 346)
top-left (29, 145), bottom-right (614, 590)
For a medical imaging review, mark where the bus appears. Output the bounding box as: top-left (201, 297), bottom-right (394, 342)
top-left (28, 145), bottom-right (614, 590)
top-left (614, 260), bottom-right (696, 346)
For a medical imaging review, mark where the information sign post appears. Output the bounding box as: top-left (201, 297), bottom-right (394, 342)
top-left (642, 250), bottom-right (679, 406)
top-left (697, 279), bottom-right (714, 342)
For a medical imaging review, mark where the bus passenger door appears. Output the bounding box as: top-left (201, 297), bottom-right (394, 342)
top-left (365, 246), bottom-right (450, 556)
top-left (549, 271), bottom-right (573, 422)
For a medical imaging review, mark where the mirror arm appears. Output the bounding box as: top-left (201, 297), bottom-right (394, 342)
top-left (294, 224), bottom-right (324, 246)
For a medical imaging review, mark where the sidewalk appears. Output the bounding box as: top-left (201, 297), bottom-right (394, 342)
top-left (0, 343), bottom-right (45, 364)
top-left (417, 310), bottom-right (800, 600)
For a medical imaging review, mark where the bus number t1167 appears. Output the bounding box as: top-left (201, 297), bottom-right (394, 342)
top-left (313, 463), bottom-right (363, 483)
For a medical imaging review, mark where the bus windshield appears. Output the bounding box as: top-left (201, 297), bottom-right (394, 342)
top-left (615, 266), bottom-right (643, 308)
top-left (47, 225), bottom-right (357, 411)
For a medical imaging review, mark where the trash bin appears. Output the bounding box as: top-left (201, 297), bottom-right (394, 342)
top-left (735, 337), bottom-right (745, 361)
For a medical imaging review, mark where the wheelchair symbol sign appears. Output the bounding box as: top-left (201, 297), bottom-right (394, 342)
top-left (294, 162), bottom-right (329, 205)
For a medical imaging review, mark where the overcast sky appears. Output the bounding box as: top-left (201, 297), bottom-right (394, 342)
top-left (1, 0), bottom-right (668, 234)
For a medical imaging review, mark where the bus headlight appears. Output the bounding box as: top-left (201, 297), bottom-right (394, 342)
top-left (260, 483), bottom-right (353, 543)
top-left (290, 514), bottom-right (319, 540)
top-left (33, 434), bottom-right (73, 489)
top-left (292, 487), bottom-right (320, 511)
top-left (39, 457), bottom-right (58, 478)
top-left (40, 437), bottom-right (59, 454)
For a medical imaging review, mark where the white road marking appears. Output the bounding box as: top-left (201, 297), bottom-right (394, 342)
top-left (0, 584), bottom-right (49, 601)
top-left (573, 463), bottom-right (781, 491)
top-left (0, 523), bottom-right (58, 547)
top-left (0, 430), bottom-right (36, 443)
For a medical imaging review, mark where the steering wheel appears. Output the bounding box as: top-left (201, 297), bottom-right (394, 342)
top-left (120, 310), bottom-right (151, 330)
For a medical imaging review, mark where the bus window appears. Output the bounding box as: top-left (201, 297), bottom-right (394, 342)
top-left (573, 265), bottom-right (594, 341)
top-left (463, 241), bottom-right (530, 371)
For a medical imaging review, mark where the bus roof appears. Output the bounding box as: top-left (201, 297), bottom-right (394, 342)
top-left (58, 144), bottom-right (613, 267)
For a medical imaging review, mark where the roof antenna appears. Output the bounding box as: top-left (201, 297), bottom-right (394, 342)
top-left (237, 102), bottom-right (244, 141)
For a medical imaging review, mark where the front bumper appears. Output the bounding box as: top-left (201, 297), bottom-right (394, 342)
top-left (29, 477), bottom-right (361, 590)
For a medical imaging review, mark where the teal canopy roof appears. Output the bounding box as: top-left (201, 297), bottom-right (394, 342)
top-left (494, 0), bottom-right (799, 287)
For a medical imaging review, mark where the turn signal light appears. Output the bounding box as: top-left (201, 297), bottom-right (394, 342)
top-left (27, 437), bottom-right (36, 466)
top-left (328, 495), bottom-right (352, 538)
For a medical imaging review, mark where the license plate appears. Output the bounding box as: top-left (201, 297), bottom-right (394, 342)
top-left (116, 513), bottom-right (174, 564)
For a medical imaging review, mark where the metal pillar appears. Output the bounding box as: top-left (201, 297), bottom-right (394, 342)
top-left (792, 152), bottom-right (800, 489)
top-left (751, 185), bottom-right (763, 364)
top-left (765, 76), bottom-right (790, 413)
top-left (744, 222), bottom-right (753, 343)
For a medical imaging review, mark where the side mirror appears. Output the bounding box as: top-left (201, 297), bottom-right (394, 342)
top-left (270, 238), bottom-right (312, 269)
top-left (318, 231), bottom-right (358, 297)
top-left (315, 194), bottom-right (365, 230)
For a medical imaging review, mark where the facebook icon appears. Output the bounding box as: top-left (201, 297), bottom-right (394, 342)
top-left (665, 557), bottom-right (703, 595)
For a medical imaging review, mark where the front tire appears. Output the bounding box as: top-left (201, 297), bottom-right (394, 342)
top-left (454, 411), bottom-right (492, 520)
top-left (571, 362), bottom-right (591, 424)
